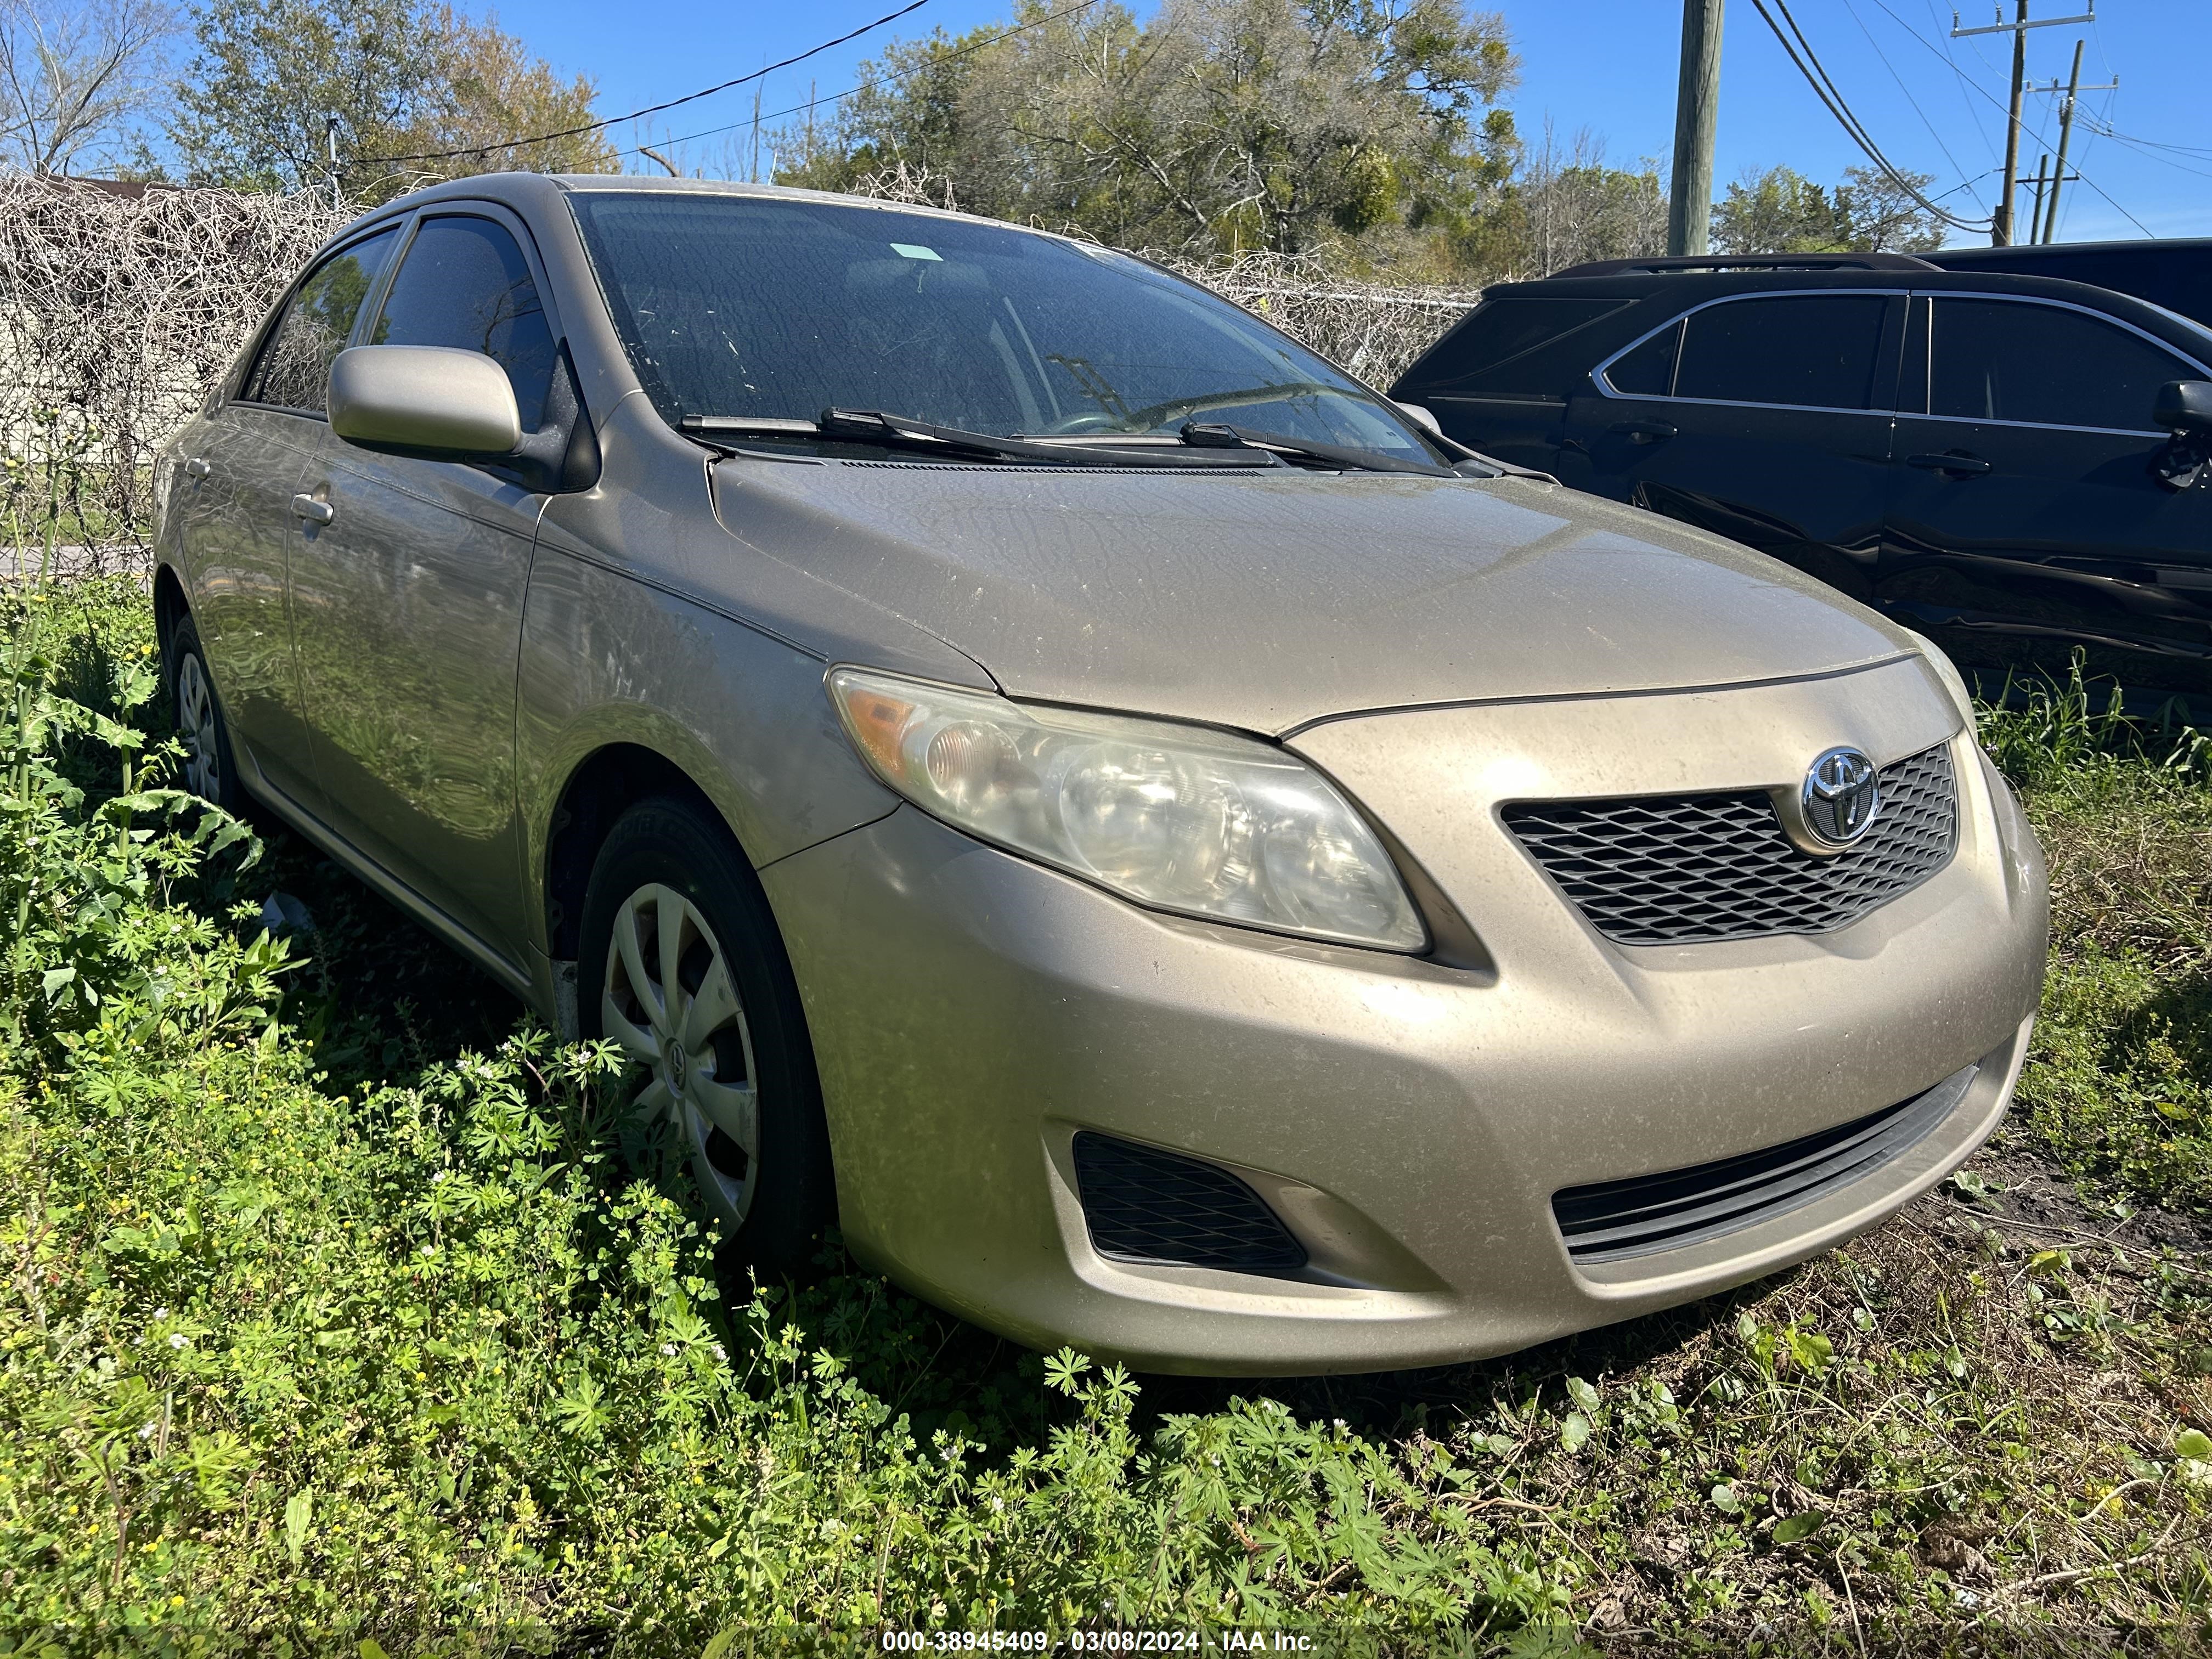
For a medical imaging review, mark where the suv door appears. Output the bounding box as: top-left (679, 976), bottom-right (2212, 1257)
top-left (290, 208), bottom-right (559, 966)
top-left (1884, 292), bottom-right (2212, 704)
top-left (1555, 291), bottom-right (1902, 601)
top-left (185, 226), bottom-right (400, 809)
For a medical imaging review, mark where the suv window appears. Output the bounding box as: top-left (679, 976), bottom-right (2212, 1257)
top-left (370, 216), bottom-right (557, 431)
top-left (1929, 296), bottom-right (2198, 432)
top-left (1671, 294), bottom-right (1889, 410)
top-left (1421, 296), bottom-right (1629, 386)
top-left (1604, 320), bottom-right (1681, 396)
top-left (241, 228), bottom-right (400, 412)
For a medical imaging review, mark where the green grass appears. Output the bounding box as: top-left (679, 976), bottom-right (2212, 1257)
top-left (4, 588), bottom-right (2211, 1655)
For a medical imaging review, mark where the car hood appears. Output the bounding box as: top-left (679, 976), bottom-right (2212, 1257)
top-left (708, 459), bottom-right (1912, 735)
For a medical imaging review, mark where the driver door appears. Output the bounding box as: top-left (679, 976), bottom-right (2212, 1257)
top-left (289, 208), bottom-right (557, 966)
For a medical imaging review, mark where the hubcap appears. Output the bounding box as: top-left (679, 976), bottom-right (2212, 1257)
top-left (600, 883), bottom-right (759, 1226)
top-left (177, 652), bottom-right (222, 800)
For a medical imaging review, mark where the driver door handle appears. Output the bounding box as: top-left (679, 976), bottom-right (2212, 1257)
top-left (1609, 419), bottom-right (1677, 444)
top-left (1906, 452), bottom-right (1992, 476)
top-left (291, 493), bottom-right (335, 525)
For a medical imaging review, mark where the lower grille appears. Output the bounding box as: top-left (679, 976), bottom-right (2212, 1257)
top-left (1504, 742), bottom-right (1959, 945)
top-left (1551, 1064), bottom-right (1978, 1264)
top-left (1073, 1132), bottom-right (1306, 1273)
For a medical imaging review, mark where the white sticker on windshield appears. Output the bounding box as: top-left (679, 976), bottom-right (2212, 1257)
top-left (890, 242), bottom-right (943, 262)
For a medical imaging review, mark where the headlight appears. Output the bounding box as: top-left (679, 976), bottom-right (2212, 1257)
top-left (1903, 628), bottom-right (1978, 735)
top-left (827, 667), bottom-right (1426, 952)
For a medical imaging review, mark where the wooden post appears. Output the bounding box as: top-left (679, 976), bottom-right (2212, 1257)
top-left (1667, 0), bottom-right (1725, 256)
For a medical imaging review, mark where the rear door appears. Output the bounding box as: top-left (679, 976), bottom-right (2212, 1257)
top-left (289, 207), bottom-right (557, 964)
top-left (1554, 291), bottom-right (1903, 601)
top-left (1883, 292), bottom-right (2212, 704)
top-left (185, 226), bottom-right (402, 811)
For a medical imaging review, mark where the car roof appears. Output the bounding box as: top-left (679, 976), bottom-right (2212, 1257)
top-left (359, 170), bottom-right (1083, 249)
top-left (1482, 263), bottom-right (2210, 333)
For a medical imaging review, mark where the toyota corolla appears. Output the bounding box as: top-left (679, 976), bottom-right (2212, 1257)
top-left (153, 175), bottom-right (2048, 1375)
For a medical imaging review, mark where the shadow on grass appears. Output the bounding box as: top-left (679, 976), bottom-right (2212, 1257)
top-left (182, 783), bottom-right (1793, 1463)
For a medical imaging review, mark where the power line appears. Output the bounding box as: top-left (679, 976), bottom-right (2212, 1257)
top-left (1842, 0), bottom-right (1987, 208)
top-left (364, 0), bottom-right (933, 167)
top-left (609, 0), bottom-right (1111, 170)
top-left (1859, 0), bottom-right (2149, 236)
top-left (1751, 0), bottom-right (1993, 230)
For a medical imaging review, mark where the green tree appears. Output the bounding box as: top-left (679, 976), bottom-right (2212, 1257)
top-left (162, 0), bottom-right (612, 202)
top-left (1714, 162), bottom-right (1944, 255)
top-left (777, 0), bottom-right (1519, 260)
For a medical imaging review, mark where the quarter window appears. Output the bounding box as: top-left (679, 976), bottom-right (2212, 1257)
top-left (241, 228), bottom-right (400, 412)
top-left (1929, 296), bottom-right (2196, 432)
top-left (1671, 295), bottom-right (1890, 410)
top-left (1604, 320), bottom-right (1681, 396)
top-left (370, 216), bottom-right (557, 431)
top-left (1421, 296), bottom-right (1630, 386)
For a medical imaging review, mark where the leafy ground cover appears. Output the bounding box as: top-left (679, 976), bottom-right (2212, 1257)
top-left (3, 559), bottom-right (2210, 1655)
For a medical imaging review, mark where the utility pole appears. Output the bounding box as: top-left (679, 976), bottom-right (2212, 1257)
top-left (1667, 0), bottom-right (1725, 256)
top-left (325, 115), bottom-right (342, 212)
top-left (1953, 2), bottom-right (2096, 245)
top-left (2026, 154), bottom-right (2051, 245)
top-left (1996, 0), bottom-right (2027, 244)
top-left (2046, 38), bottom-right (2086, 242)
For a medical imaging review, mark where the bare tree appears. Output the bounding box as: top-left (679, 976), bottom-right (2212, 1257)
top-left (1499, 124), bottom-right (1664, 278)
top-left (0, 0), bottom-right (172, 177)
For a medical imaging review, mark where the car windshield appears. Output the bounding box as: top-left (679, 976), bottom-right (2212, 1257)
top-left (566, 191), bottom-right (1435, 465)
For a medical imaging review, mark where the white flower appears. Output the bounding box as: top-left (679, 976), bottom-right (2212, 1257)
top-left (153, 1307), bottom-right (170, 1321)
top-left (420, 1244), bottom-right (435, 1256)
top-left (711, 1344), bottom-right (727, 1362)
top-left (137, 1421), bottom-right (156, 1438)
top-left (432, 1171), bottom-right (448, 1184)
top-left (168, 1333), bottom-right (188, 1349)
top-left (661, 1343), bottom-right (678, 1357)
top-left (990, 1496), bottom-right (1005, 1513)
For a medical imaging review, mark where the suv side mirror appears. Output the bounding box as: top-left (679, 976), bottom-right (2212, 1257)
top-left (329, 345), bottom-right (521, 460)
top-left (2153, 379), bottom-right (2212, 437)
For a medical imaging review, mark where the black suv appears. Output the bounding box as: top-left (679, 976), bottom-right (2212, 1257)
top-left (1391, 251), bottom-right (2212, 707)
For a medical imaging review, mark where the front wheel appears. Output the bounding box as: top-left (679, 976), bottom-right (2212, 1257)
top-left (166, 613), bottom-right (238, 811)
top-left (577, 797), bottom-right (834, 1277)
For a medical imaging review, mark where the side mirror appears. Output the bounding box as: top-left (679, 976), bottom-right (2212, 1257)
top-left (329, 345), bottom-right (521, 460)
top-left (2153, 379), bottom-right (2212, 437)
top-left (1393, 399), bottom-right (1443, 436)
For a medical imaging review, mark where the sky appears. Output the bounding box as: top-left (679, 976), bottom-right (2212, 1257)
top-left (509, 0), bottom-right (2209, 245)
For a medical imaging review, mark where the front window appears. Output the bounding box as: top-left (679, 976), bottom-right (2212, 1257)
top-left (567, 192), bottom-right (1434, 465)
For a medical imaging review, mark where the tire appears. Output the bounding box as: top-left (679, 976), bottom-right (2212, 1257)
top-left (578, 795), bottom-right (834, 1278)
top-left (166, 613), bottom-right (239, 812)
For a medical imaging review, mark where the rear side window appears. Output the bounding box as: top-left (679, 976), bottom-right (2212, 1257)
top-left (1415, 296), bottom-right (1629, 387)
top-left (241, 228), bottom-right (400, 411)
top-left (1929, 296), bottom-right (2197, 432)
top-left (370, 216), bottom-right (557, 431)
top-left (1673, 295), bottom-right (1890, 410)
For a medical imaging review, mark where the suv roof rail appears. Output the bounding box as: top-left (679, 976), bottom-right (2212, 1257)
top-left (1545, 252), bottom-right (1942, 279)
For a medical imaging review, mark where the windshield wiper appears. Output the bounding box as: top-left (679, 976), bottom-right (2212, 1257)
top-left (1180, 421), bottom-right (1455, 477)
top-left (682, 409), bottom-right (1278, 469)
top-left (1122, 381), bottom-right (1348, 430)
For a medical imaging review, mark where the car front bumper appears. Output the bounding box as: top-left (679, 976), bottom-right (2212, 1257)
top-left (761, 658), bottom-right (2049, 1375)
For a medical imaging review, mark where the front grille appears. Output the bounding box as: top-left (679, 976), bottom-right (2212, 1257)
top-left (1503, 742), bottom-right (1958, 945)
top-left (1552, 1064), bottom-right (1977, 1264)
top-left (1072, 1132), bottom-right (1306, 1273)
